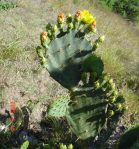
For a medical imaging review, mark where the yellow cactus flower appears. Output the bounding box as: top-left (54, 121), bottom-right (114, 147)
top-left (80, 10), bottom-right (95, 24)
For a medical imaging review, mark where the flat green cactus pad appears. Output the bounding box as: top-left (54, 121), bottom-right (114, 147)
top-left (45, 30), bottom-right (93, 90)
top-left (66, 86), bottom-right (107, 140)
top-left (48, 95), bottom-right (70, 118)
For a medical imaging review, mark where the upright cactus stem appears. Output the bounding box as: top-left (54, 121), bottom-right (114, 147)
top-left (37, 10), bottom-right (127, 140)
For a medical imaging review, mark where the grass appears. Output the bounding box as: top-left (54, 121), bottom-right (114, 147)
top-left (0, 42), bottom-right (22, 61)
top-left (0, 0), bottom-right (139, 130)
top-left (0, 0), bottom-right (17, 11)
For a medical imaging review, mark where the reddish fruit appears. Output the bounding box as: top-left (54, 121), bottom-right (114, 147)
top-left (10, 100), bottom-right (16, 114)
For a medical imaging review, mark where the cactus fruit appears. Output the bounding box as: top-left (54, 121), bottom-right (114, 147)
top-left (107, 110), bottom-right (115, 118)
top-left (67, 144), bottom-right (74, 149)
top-left (47, 95), bottom-right (70, 118)
top-left (37, 10), bottom-right (126, 140)
top-left (109, 97), bottom-right (116, 103)
top-left (59, 143), bottom-right (73, 149)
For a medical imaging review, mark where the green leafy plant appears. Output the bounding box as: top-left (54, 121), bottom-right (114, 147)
top-left (36, 10), bottom-right (127, 140)
top-left (97, 0), bottom-right (139, 22)
top-left (113, 0), bottom-right (139, 22)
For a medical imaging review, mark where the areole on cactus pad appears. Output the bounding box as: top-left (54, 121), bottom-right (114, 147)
top-left (36, 10), bottom-right (127, 140)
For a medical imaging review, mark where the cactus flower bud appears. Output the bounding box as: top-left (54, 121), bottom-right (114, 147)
top-left (92, 28), bottom-right (97, 33)
top-left (57, 13), bottom-right (65, 23)
top-left (67, 13), bottom-right (72, 18)
top-left (68, 23), bottom-right (74, 29)
top-left (92, 42), bottom-right (99, 51)
top-left (75, 10), bottom-right (81, 21)
top-left (89, 20), bottom-right (96, 31)
top-left (111, 83), bottom-right (116, 90)
top-left (95, 42), bottom-right (99, 48)
top-left (109, 78), bottom-right (113, 84)
top-left (107, 110), bottom-right (114, 117)
top-left (66, 13), bottom-right (72, 23)
top-left (95, 81), bottom-right (100, 89)
top-left (92, 20), bottom-right (96, 27)
top-left (115, 103), bottom-right (122, 110)
top-left (40, 57), bottom-right (46, 65)
top-left (123, 106), bottom-right (128, 111)
top-left (114, 91), bottom-right (118, 96)
top-left (40, 32), bottom-right (48, 41)
top-left (104, 75), bottom-right (108, 81)
top-left (109, 97), bottom-right (116, 103)
top-left (98, 35), bottom-right (105, 43)
top-left (53, 25), bottom-right (58, 32)
top-left (68, 144), bottom-right (73, 149)
top-left (59, 144), bottom-right (67, 149)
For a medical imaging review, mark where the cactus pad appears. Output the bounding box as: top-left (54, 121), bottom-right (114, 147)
top-left (37, 11), bottom-right (104, 90)
top-left (45, 30), bottom-right (95, 90)
top-left (66, 86), bottom-right (107, 139)
top-left (66, 76), bottom-right (126, 140)
top-left (48, 95), bottom-right (70, 118)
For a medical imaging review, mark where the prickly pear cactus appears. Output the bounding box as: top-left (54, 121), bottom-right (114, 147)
top-left (37, 10), bottom-right (104, 90)
top-left (66, 74), bottom-right (126, 139)
top-left (48, 95), bottom-right (70, 118)
top-left (37, 10), bottom-right (127, 140)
